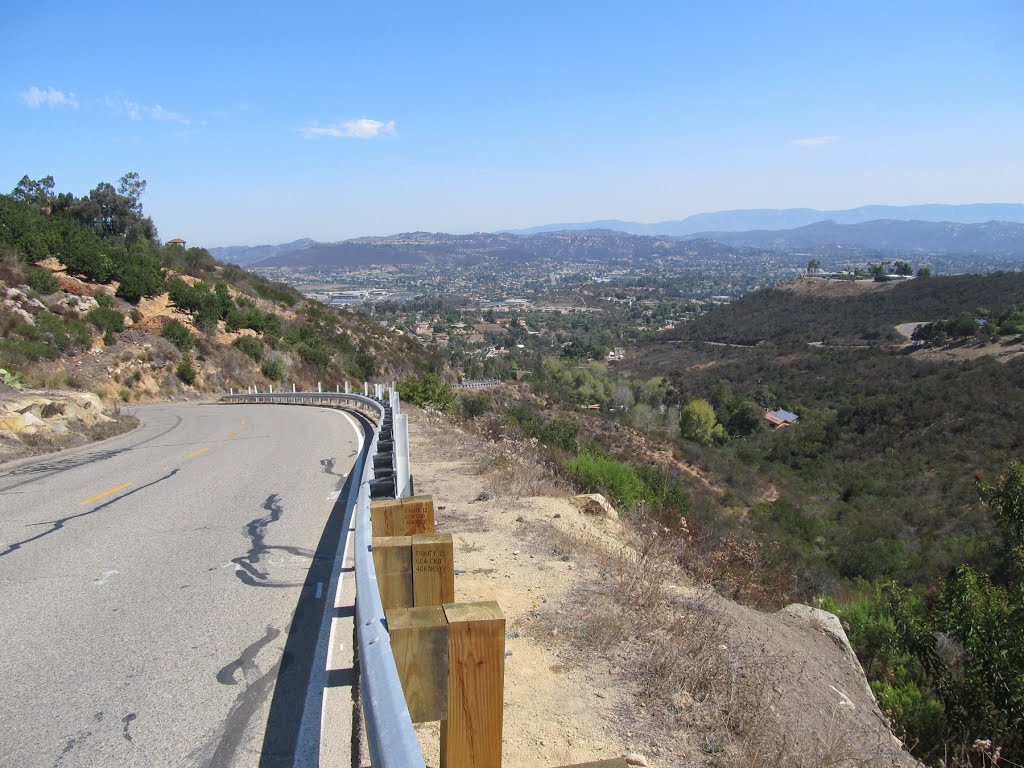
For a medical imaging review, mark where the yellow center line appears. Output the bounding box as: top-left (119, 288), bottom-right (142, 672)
top-left (80, 483), bottom-right (131, 505)
top-left (226, 431), bottom-right (238, 439)
top-left (240, 419), bottom-right (247, 425)
top-left (187, 447), bottom-right (209, 459)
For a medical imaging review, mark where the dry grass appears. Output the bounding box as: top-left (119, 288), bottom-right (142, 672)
top-left (523, 517), bottom-right (911, 768)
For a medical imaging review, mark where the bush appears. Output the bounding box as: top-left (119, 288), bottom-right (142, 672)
top-left (397, 372), bottom-right (455, 412)
top-left (86, 306), bottom-right (125, 345)
top-left (233, 335), bottom-right (263, 362)
top-left (115, 258), bottom-right (165, 302)
top-left (25, 266), bottom-right (59, 294)
top-left (161, 319), bottom-right (194, 351)
top-left (458, 392), bottom-right (492, 419)
top-left (175, 355), bottom-right (197, 385)
top-left (261, 356), bottom-right (285, 381)
top-left (566, 452), bottom-right (649, 513)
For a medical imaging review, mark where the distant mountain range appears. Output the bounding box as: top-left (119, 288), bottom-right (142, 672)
top-left (688, 219), bottom-right (1024, 255)
top-left (206, 205), bottom-right (1024, 269)
top-left (208, 238), bottom-right (319, 266)
top-left (509, 203), bottom-right (1024, 236)
top-left (213, 230), bottom-right (758, 269)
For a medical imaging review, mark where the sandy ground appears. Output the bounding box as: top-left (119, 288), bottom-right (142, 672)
top-left (407, 414), bottom-right (645, 768)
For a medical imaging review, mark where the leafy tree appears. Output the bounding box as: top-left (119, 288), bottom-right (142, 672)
top-left (680, 398), bottom-right (720, 445)
top-left (807, 259), bottom-right (821, 275)
top-left (917, 267), bottom-right (932, 277)
top-left (11, 175), bottom-right (55, 208)
top-left (893, 260), bottom-right (914, 276)
top-left (727, 399), bottom-right (765, 437)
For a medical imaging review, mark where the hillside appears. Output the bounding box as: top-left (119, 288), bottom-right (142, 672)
top-left (0, 175), bottom-right (433, 460)
top-left (663, 272), bottom-right (1024, 346)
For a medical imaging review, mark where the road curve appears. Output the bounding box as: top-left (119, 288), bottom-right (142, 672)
top-left (0, 402), bottom-right (363, 767)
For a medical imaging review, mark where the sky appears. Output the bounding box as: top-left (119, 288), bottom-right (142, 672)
top-left (2, 1), bottom-right (1023, 247)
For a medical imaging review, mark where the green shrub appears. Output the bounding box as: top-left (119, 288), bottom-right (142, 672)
top-left (458, 392), bottom-right (492, 419)
top-left (298, 342), bottom-right (332, 371)
top-left (261, 356), bottom-right (285, 381)
top-left (233, 335), bottom-right (263, 362)
top-left (25, 266), bottom-right (59, 294)
top-left (86, 306), bottom-right (125, 345)
top-left (566, 452), bottom-right (648, 513)
top-left (175, 356), bottom-right (197, 385)
top-left (397, 372), bottom-right (455, 412)
top-left (161, 319), bottom-right (194, 351)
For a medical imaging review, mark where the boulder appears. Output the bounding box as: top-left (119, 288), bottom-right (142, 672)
top-left (570, 493), bottom-right (620, 520)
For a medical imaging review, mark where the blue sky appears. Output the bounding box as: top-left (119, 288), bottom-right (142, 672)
top-left (3, 1), bottom-right (1022, 246)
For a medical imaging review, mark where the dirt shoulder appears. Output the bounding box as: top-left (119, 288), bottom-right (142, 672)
top-left (405, 406), bottom-right (921, 768)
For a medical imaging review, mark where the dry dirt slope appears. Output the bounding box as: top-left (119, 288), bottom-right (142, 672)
top-left (404, 406), bottom-right (921, 768)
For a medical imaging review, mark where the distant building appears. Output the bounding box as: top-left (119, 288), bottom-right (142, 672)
top-left (167, 237), bottom-right (186, 247)
top-left (765, 409), bottom-right (799, 429)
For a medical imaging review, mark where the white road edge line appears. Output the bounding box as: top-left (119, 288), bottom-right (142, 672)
top-left (293, 405), bottom-right (364, 764)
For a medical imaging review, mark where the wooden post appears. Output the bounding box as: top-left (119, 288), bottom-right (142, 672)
top-left (371, 495), bottom-right (435, 537)
top-left (371, 536), bottom-right (413, 611)
top-left (388, 606), bottom-right (449, 723)
top-left (412, 533), bottom-right (454, 607)
top-left (440, 601), bottom-right (505, 768)
top-left (400, 495), bottom-right (435, 534)
top-left (370, 499), bottom-right (403, 537)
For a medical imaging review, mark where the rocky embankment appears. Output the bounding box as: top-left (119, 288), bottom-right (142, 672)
top-left (0, 388), bottom-right (137, 464)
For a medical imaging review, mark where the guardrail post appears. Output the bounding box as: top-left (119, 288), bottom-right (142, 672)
top-left (440, 601), bottom-right (505, 768)
top-left (371, 496), bottom-right (435, 537)
top-left (372, 536), bottom-right (414, 611)
top-left (412, 533), bottom-right (455, 606)
top-left (389, 606), bottom-right (449, 723)
top-left (396, 413), bottom-right (411, 498)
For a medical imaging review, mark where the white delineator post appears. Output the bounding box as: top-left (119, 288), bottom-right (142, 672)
top-left (318, 382), bottom-right (322, 393)
top-left (344, 381), bottom-right (350, 394)
top-left (364, 382), bottom-right (369, 397)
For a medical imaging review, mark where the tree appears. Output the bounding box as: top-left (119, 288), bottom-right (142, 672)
top-left (680, 398), bottom-right (719, 445)
top-left (893, 260), bottom-right (914, 276)
top-left (728, 399), bottom-right (765, 437)
top-left (807, 259), bottom-right (821, 275)
top-left (917, 267), bottom-right (932, 277)
top-left (11, 175), bottom-right (55, 208)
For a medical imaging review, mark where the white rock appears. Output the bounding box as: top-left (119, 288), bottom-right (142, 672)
top-left (569, 493), bottom-right (619, 520)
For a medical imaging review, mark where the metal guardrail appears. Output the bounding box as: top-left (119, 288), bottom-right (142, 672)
top-left (220, 388), bottom-right (426, 768)
top-left (453, 379), bottom-right (501, 390)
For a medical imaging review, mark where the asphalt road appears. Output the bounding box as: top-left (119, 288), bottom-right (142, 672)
top-left (0, 402), bottom-right (363, 767)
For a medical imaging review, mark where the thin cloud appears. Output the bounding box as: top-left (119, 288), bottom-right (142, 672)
top-left (792, 135), bottom-right (840, 147)
top-left (104, 96), bottom-right (190, 125)
top-left (300, 118), bottom-right (397, 139)
top-left (21, 86), bottom-right (79, 109)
